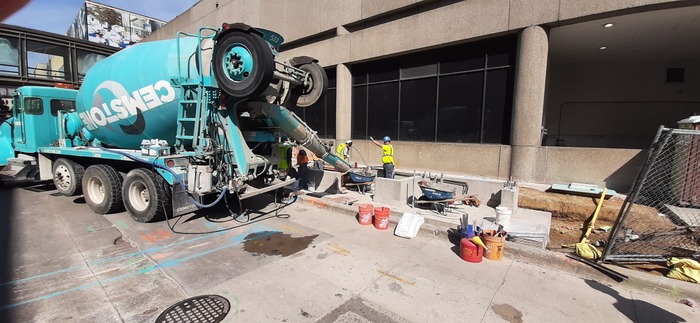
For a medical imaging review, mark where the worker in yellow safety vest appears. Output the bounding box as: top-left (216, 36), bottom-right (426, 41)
top-left (336, 140), bottom-right (352, 162)
top-left (370, 136), bottom-right (394, 179)
top-left (278, 144), bottom-right (292, 172)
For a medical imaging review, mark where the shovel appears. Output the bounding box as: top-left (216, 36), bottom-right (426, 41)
top-left (574, 187), bottom-right (607, 260)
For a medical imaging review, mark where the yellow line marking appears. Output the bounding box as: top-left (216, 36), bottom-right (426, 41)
top-left (280, 224), bottom-right (306, 235)
top-left (327, 243), bottom-right (350, 255)
top-left (377, 270), bottom-right (415, 286)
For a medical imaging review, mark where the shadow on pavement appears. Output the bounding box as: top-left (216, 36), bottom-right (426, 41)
top-left (584, 279), bottom-right (685, 323)
top-left (0, 182), bottom-right (18, 321)
top-left (164, 191), bottom-right (295, 235)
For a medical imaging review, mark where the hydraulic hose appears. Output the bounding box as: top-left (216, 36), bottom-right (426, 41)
top-left (96, 146), bottom-right (227, 209)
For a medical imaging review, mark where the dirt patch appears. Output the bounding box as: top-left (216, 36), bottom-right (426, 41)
top-left (518, 187), bottom-right (676, 250)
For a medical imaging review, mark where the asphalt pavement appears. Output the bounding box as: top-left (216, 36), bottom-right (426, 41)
top-left (0, 181), bottom-right (697, 322)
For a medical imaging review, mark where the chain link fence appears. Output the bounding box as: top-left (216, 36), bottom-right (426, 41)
top-left (603, 126), bottom-right (700, 263)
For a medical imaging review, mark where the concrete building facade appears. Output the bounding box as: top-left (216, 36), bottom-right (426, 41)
top-left (147, 0), bottom-right (700, 192)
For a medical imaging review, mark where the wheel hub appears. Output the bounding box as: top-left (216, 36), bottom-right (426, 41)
top-left (87, 177), bottom-right (105, 204)
top-left (54, 165), bottom-right (71, 190)
top-left (128, 182), bottom-right (150, 212)
top-left (223, 44), bottom-right (253, 82)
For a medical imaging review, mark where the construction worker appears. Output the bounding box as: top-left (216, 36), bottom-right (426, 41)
top-left (370, 136), bottom-right (394, 179)
top-left (296, 149), bottom-right (309, 190)
top-left (336, 140), bottom-right (352, 162)
top-left (278, 143), bottom-right (293, 177)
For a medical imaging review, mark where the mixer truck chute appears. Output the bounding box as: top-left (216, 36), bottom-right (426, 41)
top-left (0, 23), bottom-right (352, 223)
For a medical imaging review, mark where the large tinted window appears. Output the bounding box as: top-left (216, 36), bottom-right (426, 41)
top-left (27, 40), bottom-right (71, 81)
top-left (299, 68), bottom-right (337, 138)
top-left (351, 35), bottom-right (516, 143)
top-left (367, 82), bottom-right (399, 139)
top-left (0, 36), bottom-right (20, 76)
top-left (352, 86), bottom-right (367, 139)
top-left (400, 78), bottom-right (436, 141)
top-left (77, 50), bottom-right (107, 81)
top-left (437, 73), bottom-right (483, 142)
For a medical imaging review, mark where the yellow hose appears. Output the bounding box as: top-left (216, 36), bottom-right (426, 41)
top-left (580, 187), bottom-right (607, 244)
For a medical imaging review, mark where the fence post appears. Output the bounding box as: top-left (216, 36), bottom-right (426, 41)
top-left (601, 126), bottom-right (670, 262)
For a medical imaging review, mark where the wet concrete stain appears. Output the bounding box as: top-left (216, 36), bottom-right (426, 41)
top-left (492, 303), bottom-right (523, 323)
top-left (388, 283), bottom-right (403, 292)
top-left (317, 252), bottom-right (329, 260)
top-left (243, 231), bottom-right (319, 257)
top-left (388, 282), bottom-right (409, 297)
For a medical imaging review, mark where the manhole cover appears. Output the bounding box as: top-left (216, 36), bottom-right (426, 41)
top-left (155, 295), bottom-right (230, 323)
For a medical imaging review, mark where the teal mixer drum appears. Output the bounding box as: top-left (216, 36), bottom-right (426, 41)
top-left (74, 37), bottom-right (202, 149)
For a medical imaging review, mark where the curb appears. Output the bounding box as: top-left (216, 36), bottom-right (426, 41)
top-left (297, 194), bottom-right (700, 302)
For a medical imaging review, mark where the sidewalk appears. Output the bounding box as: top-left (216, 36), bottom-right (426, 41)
top-left (296, 190), bottom-right (700, 304)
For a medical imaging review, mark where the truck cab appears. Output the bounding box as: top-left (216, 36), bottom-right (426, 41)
top-left (10, 86), bottom-right (77, 154)
top-left (0, 86), bottom-right (78, 167)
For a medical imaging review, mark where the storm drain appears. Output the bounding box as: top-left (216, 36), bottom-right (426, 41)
top-left (155, 295), bottom-right (230, 323)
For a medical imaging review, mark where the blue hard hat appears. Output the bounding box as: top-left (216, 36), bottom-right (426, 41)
top-left (383, 136), bottom-right (391, 142)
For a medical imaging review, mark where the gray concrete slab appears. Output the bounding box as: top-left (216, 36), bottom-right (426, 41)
top-left (1, 182), bottom-right (698, 323)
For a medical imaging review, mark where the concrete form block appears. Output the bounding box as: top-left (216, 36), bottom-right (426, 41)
top-left (374, 176), bottom-right (418, 207)
top-left (306, 169), bottom-right (342, 193)
top-left (499, 186), bottom-right (520, 213)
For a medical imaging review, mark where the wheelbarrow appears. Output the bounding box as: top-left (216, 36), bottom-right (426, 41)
top-left (344, 171), bottom-right (376, 194)
top-left (413, 180), bottom-right (481, 214)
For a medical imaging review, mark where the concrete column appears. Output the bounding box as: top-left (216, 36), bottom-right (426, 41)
top-left (510, 25), bottom-right (548, 182)
top-left (335, 63), bottom-right (352, 142)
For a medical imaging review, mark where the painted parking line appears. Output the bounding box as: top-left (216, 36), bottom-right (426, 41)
top-left (0, 228), bottom-right (278, 311)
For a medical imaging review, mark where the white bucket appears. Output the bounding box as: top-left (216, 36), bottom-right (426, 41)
top-left (495, 206), bottom-right (512, 228)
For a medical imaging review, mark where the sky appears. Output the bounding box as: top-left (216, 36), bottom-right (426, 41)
top-left (2, 0), bottom-right (200, 35)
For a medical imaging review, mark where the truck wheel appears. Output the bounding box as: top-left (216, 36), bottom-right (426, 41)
top-left (122, 168), bottom-right (170, 223)
top-left (82, 165), bottom-right (124, 214)
top-left (213, 30), bottom-right (274, 98)
top-left (294, 62), bottom-right (328, 108)
top-left (52, 158), bottom-right (84, 196)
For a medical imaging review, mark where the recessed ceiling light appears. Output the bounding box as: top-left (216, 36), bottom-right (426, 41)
top-left (603, 23), bottom-right (614, 28)
top-left (599, 46), bottom-right (607, 50)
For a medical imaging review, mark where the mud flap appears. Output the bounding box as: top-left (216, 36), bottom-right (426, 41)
top-left (172, 183), bottom-right (200, 217)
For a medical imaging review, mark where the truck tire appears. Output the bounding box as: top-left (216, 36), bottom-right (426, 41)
top-left (52, 158), bottom-right (84, 196)
top-left (294, 62), bottom-right (328, 108)
top-left (82, 164), bottom-right (124, 214)
top-left (122, 168), bottom-right (170, 223)
top-left (213, 30), bottom-right (274, 98)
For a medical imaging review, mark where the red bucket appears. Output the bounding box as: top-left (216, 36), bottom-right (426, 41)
top-left (373, 207), bottom-right (390, 230)
top-left (358, 204), bottom-right (374, 225)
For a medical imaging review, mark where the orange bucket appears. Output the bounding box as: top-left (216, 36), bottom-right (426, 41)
top-left (358, 204), bottom-right (374, 225)
top-left (373, 207), bottom-right (390, 230)
top-left (482, 231), bottom-right (506, 261)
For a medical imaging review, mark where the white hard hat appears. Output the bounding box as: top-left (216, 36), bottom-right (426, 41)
top-left (346, 140), bottom-right (352, 144)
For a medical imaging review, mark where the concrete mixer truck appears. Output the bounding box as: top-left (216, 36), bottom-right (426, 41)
top-left (0, 23), bottom-right (352, 222)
